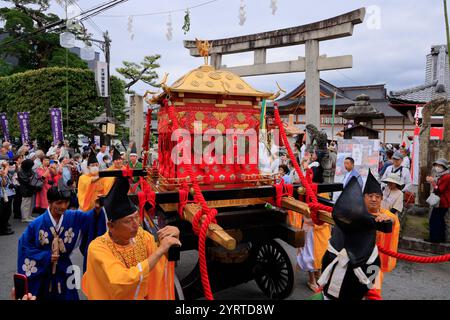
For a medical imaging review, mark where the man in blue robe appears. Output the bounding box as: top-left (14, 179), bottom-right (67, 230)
top-left (17, 186), bottom-right (107, 300)
top-left (79, 198), bottom-right (107, 272)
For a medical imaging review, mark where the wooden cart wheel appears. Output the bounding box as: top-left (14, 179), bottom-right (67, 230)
top-left (252, 239), bottom-right (296, 300)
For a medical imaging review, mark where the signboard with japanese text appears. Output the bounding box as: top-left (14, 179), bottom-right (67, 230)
top-left (95, 61), bottom-right (109, 97)
top-left (333, 137), bottom-right (380, 201)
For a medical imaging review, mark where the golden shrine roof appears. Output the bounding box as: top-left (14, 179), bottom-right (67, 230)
top-left (166, 64), bottom-right (273, 98)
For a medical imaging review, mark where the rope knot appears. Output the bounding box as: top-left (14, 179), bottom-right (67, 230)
top-left (122, 165), bottom-right (133, 178)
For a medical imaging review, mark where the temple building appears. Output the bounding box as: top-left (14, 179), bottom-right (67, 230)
top-left (271, 79), bottom-right (412, 144)
top-left (389, 45), bottom-right (449, 140)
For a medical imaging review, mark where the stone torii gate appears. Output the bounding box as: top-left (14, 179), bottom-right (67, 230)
top-left (184, 8), bottom-right (366, 130)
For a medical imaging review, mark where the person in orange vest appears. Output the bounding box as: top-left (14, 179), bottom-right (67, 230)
top-left (362, 169), bottom-right (400, 299)
top-left (82, 176), bottom-right (181, 300)
top-left (315, 176), bottom-right (382, 300)
top-left (314, 172), bottom-right (398, 300)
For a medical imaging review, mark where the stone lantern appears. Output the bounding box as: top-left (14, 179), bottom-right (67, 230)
top-left (340, 94), bottom-right (384, 139)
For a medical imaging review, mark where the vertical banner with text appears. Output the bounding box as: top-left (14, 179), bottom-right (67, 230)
top-left (17, 112), bottom-right (30, 144)
top-left (95, 61), bottom-right (109, 97)
top-left (49, 108), bottom-right (64, 144)
top-left (0, 113), bottom-right (10, 142)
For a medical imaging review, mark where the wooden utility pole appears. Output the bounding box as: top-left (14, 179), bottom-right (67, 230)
top-left (103, 31), bottom-right (112, 146)
top-left (444, 0), bottom-right (450, 68)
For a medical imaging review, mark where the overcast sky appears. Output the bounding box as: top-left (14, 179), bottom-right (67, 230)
top-left (2, 0), bottom-right (447, 96)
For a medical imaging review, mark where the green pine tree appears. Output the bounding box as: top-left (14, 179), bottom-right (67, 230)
top-left (116, 54), bottom-right (161, 94)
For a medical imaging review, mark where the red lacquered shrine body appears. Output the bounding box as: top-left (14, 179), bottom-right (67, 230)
top-left (154, 64), bottom-right (273, 189)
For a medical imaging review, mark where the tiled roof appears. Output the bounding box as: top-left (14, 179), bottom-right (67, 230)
top-left (389, 45), bottom-right (450, 103)
top-left (271, 78), bottom-right (402, 118)
top-left (389, 80), bottom-right (438, 103)
top-left (371, 101), bottom-right (403, 117)
top-left (274, 79), bottom-right (355, 109)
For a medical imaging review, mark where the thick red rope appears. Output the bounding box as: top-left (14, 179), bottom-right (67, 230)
top-left (178, 187), bottom-right (190, 219)
top-left (122, 165), bottom-right (133, 178)
top-left (142, 106), bottom-right (152, 167)
top-left (166, 99), bottom-right (216, 300)
top-left (377, 245), bottom-right (450, 263)
top-left (273, 104), bottom-right (332, 225)
top-left (273, 104), bottom-right (450, 264)
top-left (137, 177), bottom-right (156, 221)
top-left (272, 180), bottom-right (294, 207)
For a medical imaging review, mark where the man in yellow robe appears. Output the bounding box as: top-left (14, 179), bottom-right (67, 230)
top-left (102, 146), bottom-right (125, 195)
top-left (82, 176), bottom-right (181, 300)
top-left (363, 169), bottom-right (400, 299)
top-left (78, 149), bottom-right (106, 212)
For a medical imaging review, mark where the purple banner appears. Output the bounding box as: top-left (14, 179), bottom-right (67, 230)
top-left (17, 112), bottom-right (30, 144)
top-left (49, 108), bottom-right (64, 144)
top-left (0, 113), bottom-right (10, 142)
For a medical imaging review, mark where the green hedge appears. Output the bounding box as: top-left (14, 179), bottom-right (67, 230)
top-left (0, 67), bottom-right (126, 145)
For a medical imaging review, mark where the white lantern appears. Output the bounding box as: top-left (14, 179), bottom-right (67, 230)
top-left (59, 32), bottom-right (75, 48)
top-left (80, 44), bottom-right (95, 61)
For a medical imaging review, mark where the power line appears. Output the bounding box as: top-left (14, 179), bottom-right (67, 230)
top-left (70, 0), bottom-right (125, 21)
top-left (80, 0), bottom-right (129, 21)
top-left (336, 70), bottom-right (360, 85)
top-left (63, 0), bottom-right (105, 36)
top-left (0, 0), bottom-right (127, 49)
top-left (97, 0), bottom-right (220, 18)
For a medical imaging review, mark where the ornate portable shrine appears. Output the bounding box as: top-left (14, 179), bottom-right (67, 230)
top-left (104, 41), bottom-right (346, 301)
top-left (153, 62), bottom-right (273, 189)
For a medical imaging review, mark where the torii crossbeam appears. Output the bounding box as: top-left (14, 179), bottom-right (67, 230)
top-left (184, 8), bottom-right (366, 130)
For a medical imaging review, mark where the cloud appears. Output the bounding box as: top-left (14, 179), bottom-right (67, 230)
top-left (46, 0), bottom-right (446, 95)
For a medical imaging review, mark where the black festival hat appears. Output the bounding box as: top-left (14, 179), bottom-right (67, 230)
top-left (87, 147), bottom-right (98, 165)
top-left (363, 169), bottom-right (382, 195)
top-left (129, 142), bottom-right (137, 156)
top-left (331, 176), bottom-right (377, 265)
top-left (103, 176), bottom-right (136, 222)
top-left (112, 146), bottom-right (122, 161)
top-left (319, 176), bottom-right (380, 300)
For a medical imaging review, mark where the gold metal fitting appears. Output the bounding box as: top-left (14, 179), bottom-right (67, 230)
top-left (297, 186), bottom-right (306, 195)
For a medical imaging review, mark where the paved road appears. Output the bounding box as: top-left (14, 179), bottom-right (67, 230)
top-left (1, 218), bottom-right (449, 300)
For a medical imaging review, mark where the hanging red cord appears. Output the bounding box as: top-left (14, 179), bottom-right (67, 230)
top-left (142, 106), bottom-right (152, 167)
top-left (273, 104), bottom-right (332, 225)
top-left (273, 103), bottom-right (450, 264)
top-left (165, 99), bottom-right (217, 300)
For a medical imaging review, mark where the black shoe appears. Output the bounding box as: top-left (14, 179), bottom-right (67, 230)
top-left (0, 229), bottom-right (14, 236)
